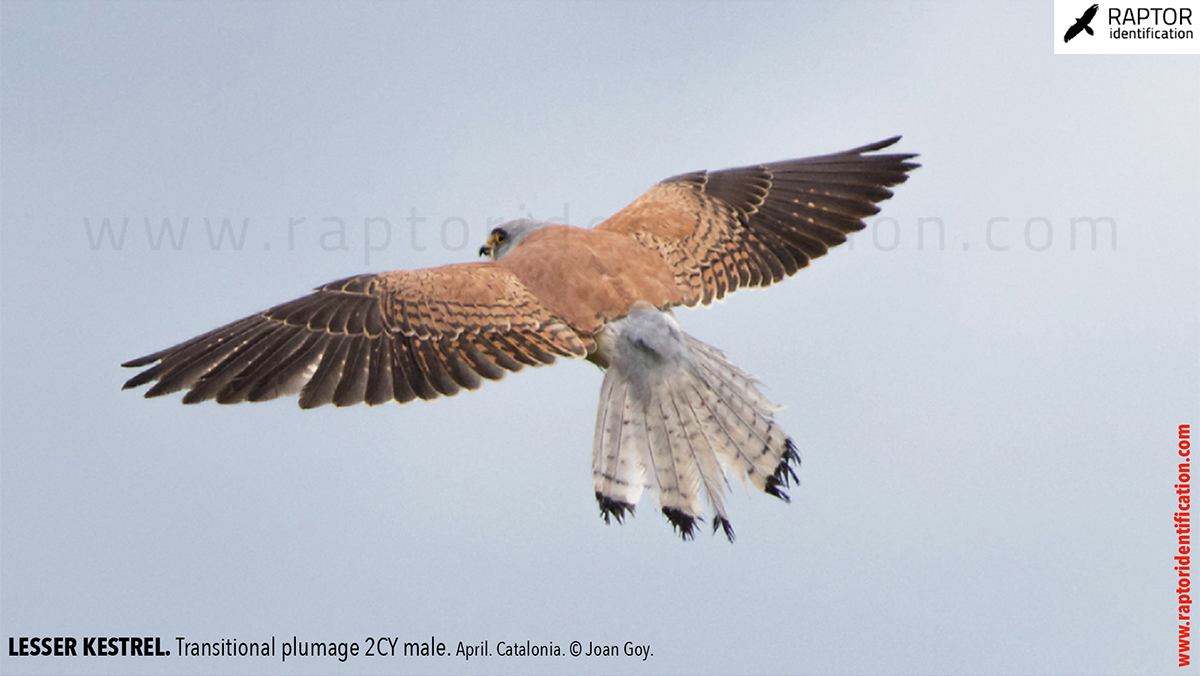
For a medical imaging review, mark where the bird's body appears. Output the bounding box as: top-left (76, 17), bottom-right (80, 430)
top-left (124, 137), bottom-right (918, 540)
top-left (497, 225), bottom-right (683, 338)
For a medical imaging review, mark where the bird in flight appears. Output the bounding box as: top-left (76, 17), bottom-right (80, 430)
top-left (1064, 3), bottom-right (1099, 42)
top-left (123, 137), bottom-right (918, 540)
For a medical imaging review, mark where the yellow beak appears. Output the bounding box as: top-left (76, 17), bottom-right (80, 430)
top-left (479, 231), bottom-right (500, 258)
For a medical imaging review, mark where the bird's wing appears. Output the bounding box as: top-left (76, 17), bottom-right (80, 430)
top-left (122, 262), bottom-right (587, 408)
top-left (594, 137), bottom-right (918, 306)
top-left (1065, 23), bottom-right (1083, 41)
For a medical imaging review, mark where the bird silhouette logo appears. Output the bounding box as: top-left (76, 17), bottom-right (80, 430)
top-left (1064, 3), bottom-right (1099, 42)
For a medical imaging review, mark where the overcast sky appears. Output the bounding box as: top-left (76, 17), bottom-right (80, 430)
top-left (2, 2), bottom-right (1197, 675)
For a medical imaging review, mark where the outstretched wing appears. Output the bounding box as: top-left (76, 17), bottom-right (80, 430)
top-left (595, 137), bottom-right (918, 306)
top-left (122, 263), bottom-right (587, 408)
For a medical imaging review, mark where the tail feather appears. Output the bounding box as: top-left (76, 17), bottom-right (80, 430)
top-left (591, 304), bottom-right (799, 541)
top-left (641, 383), bottom-right (694, 517)
top-left (665, 381), bottom-right (734, 537)
top-left (686, 338), bottom-right (779, 415)
top-left (685, 342), bottom-right (794, 494)
top-left (592, 369), bottom-right (644, 522)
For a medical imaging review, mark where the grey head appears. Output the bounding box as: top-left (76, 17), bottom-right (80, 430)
top-left (479, 218), bottom-right (553, 260)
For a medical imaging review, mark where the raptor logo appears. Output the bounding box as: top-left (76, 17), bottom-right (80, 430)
top-left (1064, 3), bottom-right (1100, 42)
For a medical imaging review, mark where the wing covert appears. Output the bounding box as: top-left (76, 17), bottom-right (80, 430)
top-left (122, 262), bottom-right (587, 408)
top-left (595, 136), bottom-right (919, 305)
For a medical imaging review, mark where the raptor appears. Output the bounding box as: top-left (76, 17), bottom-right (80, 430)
top-left (123, 137), bottom-right (919, 540)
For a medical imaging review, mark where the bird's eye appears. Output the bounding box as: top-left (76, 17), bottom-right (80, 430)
top-left (495, 230), bottom-right (507, 243)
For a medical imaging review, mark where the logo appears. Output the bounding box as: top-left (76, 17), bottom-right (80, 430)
top-left (1055, 1), bottom-right (1200, 53)
top-left (1064, 3), bottom-right (1100, 41)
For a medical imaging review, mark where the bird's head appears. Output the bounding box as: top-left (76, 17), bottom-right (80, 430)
top-left (479, 218), bottom-right (552, 260)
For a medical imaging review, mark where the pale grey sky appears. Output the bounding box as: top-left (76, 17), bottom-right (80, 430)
top-left (2, 2), bottom-right (1197, 675)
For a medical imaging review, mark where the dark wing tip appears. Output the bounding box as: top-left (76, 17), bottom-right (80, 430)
top-left (122, 347), bottom-right (173, 393)
top-left (121, 369), bottom-right (158, 391)
top-left (121, 351), bottom-right (165, 368)
top-left (848, 135), bottom-right (921, 170)
top-left (849, 135), bottom-right (903, 154)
